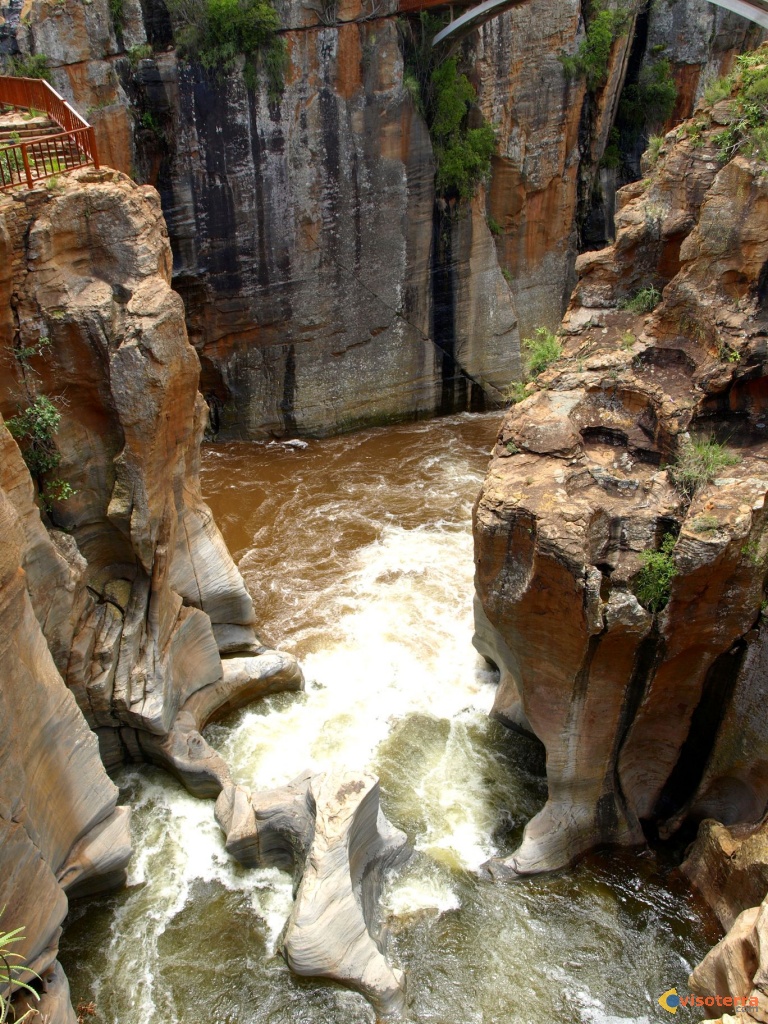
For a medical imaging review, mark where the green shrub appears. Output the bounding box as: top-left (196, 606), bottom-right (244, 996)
top-left (399, 20), bottom-right (496, 202)
top-left (109, 0), bottom-right (124, 31)
top-left (487, 214), bottom-right (502, 236)
top-left (559, 5), bottom-right (631, 92)
top-left (670, 436), bottom-right (741, 497)
top-left (40, 478), bottom-right (75, 511)
top-left (166, 0), bottom-right (286, 97)
top-left (714, 45), bottom-right (768, 163)
top-left (6, 53), bottom-right (51, 82)
top-left (645, 134), bottom-right (664, 167)
top-left (704, 75), bottom-right (733, 106)
top-left (619, 59), bottom-right (677, 133)
top-left (690, 513), bottom-right (720, 533)
top-left (501, 380), bottom-right (528, 404)
top-left (0, 912), bottom-right (40, 1024)
top-left (127, 43), bottom-right (153, 65)
top-left (620, 285), bottom-right (661, 314)
top-left (523, 327), bottom-right (562, 377)
top-left (600, 127), bottom-right (622, 169)
top-left (620, 330), bottom-right (636, 350)
top-left (430, 58), bottom-right (496, 200)
top-left (634, 533), bottom-right (677, 613)
top-left (6, 395), bottom-right (62, 476)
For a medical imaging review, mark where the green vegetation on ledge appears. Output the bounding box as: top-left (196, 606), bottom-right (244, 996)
top-left (4, 53), bottom-right (52, 82)
top-left (400, 15), bottom-right (496, 201)
top-left (634, 533), bottom-right (677, 613)
top-left (670, 437), bottom-right (741, 498)
top-left (559, 1), bottom-right (634, 92)
top-left (523, 327), bottom-right (562, 377)
top-left (619, 285), bottom-right (661, 314)
top-left (166, 0), bottom-right (287, 98)
top-left (712, 46), bottom-right (768, 164)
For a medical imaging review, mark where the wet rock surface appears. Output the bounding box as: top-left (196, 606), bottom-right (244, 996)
top-left (216, 769), bottom-right (409, 1015)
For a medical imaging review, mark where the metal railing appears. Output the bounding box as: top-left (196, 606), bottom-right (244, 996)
top-left (0, 76), bottom-right (99, 191)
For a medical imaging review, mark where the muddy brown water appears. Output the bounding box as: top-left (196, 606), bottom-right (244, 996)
top-left (60, 413), bottom-right (718, 1024)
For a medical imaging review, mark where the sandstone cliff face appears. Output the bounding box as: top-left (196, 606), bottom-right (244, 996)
top-left (474, 80), bottom-right (768, 878)
top-left (0, 169), bottom-right (302, 774)
top-left (3, 0), bottom-right (758, 436)
top-left (0, 414), bottom-right (128, 1024)
top-left (0, 169), bottom-right (302, 1020)
top-left (129, 15), bottom-right (520, 436)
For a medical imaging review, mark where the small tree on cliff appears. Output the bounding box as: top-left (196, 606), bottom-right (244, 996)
top-left (166, 0), bottom-right (287, 99)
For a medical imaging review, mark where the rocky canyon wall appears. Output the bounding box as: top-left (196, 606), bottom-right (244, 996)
top-left (1, 0), bottom-right (760, 437)
top-left (474, 56), bottom-right (768, 878)
top-left (0, 168), bottom-right (301, 1021)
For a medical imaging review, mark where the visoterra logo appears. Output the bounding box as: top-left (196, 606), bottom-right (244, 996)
top-left (658, 987), bottom-right (760, 1013)
top-left (659, 989), bottom-right (680, 1014)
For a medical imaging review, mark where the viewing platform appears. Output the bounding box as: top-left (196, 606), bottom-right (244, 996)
top-left (0, 75), bottom-right (99, 191)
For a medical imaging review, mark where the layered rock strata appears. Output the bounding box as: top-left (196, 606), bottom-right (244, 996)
top-left (2, 0), bottom-right (759, 436)
top-left (0, 416), bottom-right (130, 1024)
top-left (216, 770), bottom-right (409, 1016)
top-left (688, 896), bottom-right (768, 1023)
top-left (0, 168), bottom-right (301, 1020)
top-left (474, 84), bottom-right (768, 877)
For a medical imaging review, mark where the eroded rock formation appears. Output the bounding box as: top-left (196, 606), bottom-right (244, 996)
top-left (216, 769), bottom-right (409, 1016)
top-left (0, 415), bottom-right (129, 1024)
top-left (0, 168), bottom-right (302, 1021)
top-left (474, 70), bottom-right (768, 877)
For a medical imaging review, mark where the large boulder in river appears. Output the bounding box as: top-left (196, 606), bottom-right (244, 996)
top-left (216, 769), bottom-right (409, 1016)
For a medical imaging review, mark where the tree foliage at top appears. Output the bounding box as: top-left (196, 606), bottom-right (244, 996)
top-left (166, 0), bottom-right (287, 97)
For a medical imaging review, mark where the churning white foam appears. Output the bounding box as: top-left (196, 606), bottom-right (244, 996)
top-left (213, 519), bottom-right (500, 874)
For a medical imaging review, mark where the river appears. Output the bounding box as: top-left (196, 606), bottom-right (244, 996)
top-left (60, 413), bottom-right (717, 1024)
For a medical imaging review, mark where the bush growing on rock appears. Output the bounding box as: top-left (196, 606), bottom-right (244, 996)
top-left (670, 437), bottom-right (741, 497)
top-left (559, 2), bottom-right (634, 92)
top-left (6, 395), bottom-right (62, 476)
top-left (634, 533), bottom-right (677, 613)
top-left (522, 327), bottom-right (562, 377)
top-left (714, 45), bottom-right (768, 163)
top-left (399, 21), bottom-right (497, 201)
top-left (166, 0), bottom-right (287, 97)
top-left (619, 285), bottom-right (661, 314)
top-left (429, 58), bottom-right (496, 200)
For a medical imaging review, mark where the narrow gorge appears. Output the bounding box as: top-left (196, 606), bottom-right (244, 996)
top-left (0, 0), bottom-right (768, 1021)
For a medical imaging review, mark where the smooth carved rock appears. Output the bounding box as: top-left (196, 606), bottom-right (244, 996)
top-left (216, 771), bottom-right (409, 1015)
top-left (0, 173), bottom-right (302, 1021)
top-left (689, 896), bottom-right (768, 1022)
top-left (475, 100), bottom-right (768, 877)
top-left (0, 419), bottom-right (131, 1019)
top-left (282, 772), bottom-right (409, 1017)
top-left (683, 818), bottom-right (768, 930)
top-left (14, 960), bottom-right (77, 1024)
top-left (216, 772), bottom-right (315, 873)
top-left (56, 806), bottom-right (133, 900)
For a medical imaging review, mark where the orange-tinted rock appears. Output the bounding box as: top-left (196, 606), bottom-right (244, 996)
top-left (474, 92), bottom-right (768, 876)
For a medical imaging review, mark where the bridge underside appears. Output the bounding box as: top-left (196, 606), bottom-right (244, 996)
top-left (425, 0), bottom-right (768, 47)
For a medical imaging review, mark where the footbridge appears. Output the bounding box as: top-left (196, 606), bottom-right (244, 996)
top-left (407, 0), bottom-right (768, 48)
